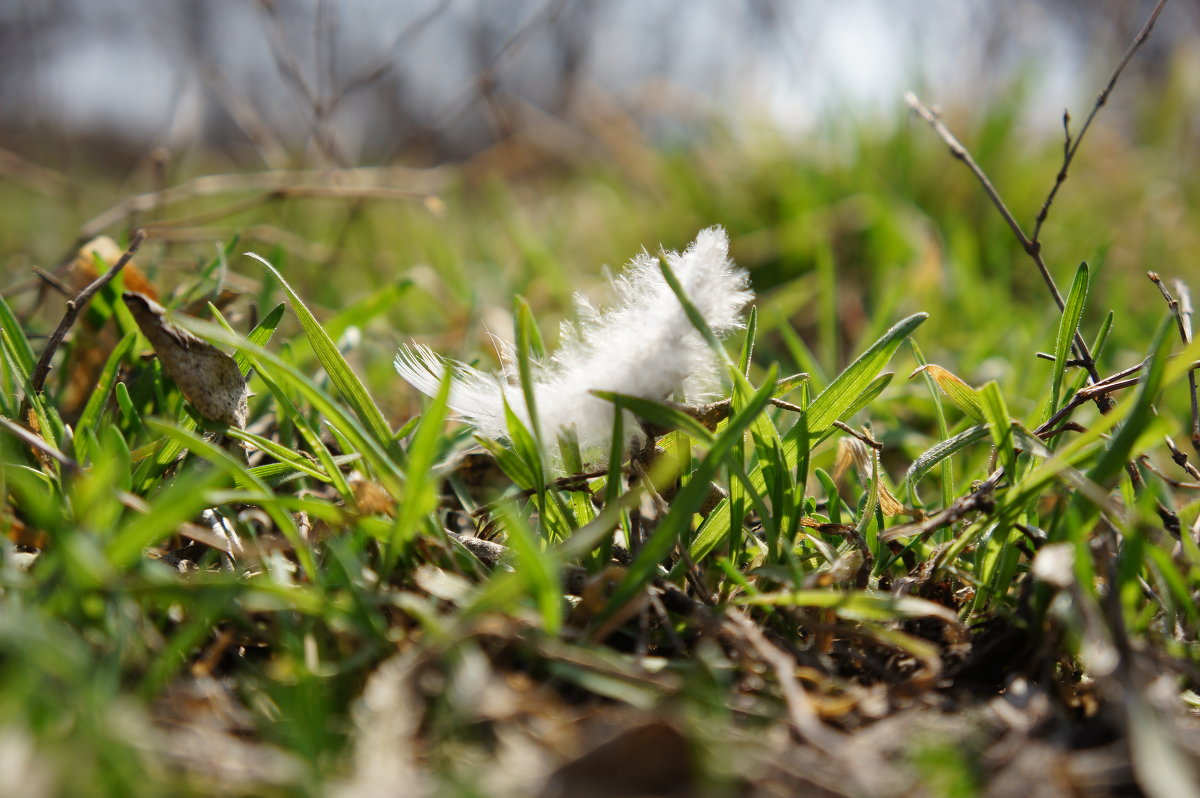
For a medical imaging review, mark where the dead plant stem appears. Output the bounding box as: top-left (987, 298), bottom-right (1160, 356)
top-left (29, 229), bottom-right (146, 395)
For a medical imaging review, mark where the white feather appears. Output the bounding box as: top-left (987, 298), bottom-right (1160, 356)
top-left (395, 226), bottom-right (752, 467)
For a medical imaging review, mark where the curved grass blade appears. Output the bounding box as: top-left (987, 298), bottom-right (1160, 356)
top-left (1049, 262), bottom-right (1090, 419)
top-left (980, 382), bottom-right (1017, 478)
top-left (75, 330), bottom-right (137, 455)
top-left (591, 391), bottom-right (714, 443)
top-left (799, 313), bottom-right (927, 441)
top-left (389, 369), bottom-right (452, 557)
top-left (246, 252), bottom-right (393, 448)
top-left (905, 425), bottom-right (989, 486)
top-left (0, 296), bottom-right (34, 376)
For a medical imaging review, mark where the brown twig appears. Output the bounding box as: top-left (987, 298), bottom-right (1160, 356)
top-left (470, 467), bottom-right (609, 518)
top-left (1150, 272), bottom-right (1200, 456)
top-left (29, 230), bottom-right (146, 395)
top-left (31, 267), bottom-right (72, 297)
top-left (1139, 455), bottom-right (1200, 490)
top-left (832, 420), bottom-right (882, 451)
top-left (1030, 0), bottom-right (1169, 244)
top-left (393, 0), bottom-right (568, 156)
top-left (904, 92), bottom-right (1104, 388)
top-left (0, 416), bottom-right (81, 474)
top-left (880, 467), bottom-right (1004, 543)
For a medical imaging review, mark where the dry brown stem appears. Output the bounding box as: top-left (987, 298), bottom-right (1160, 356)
top-left (76, 167), bottom-right (444, 244)
top-left (29, 229), bottom-right (146, 395)
top-left (1030, 0), bottom-right (1169, 243)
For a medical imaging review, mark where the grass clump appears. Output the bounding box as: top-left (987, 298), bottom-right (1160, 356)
top-left (3, 17), bottom-right (1200, 798)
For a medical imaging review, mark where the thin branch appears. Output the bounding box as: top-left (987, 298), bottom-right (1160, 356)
top-left (332, 0), bottom-right (456, 107)
top-left (0, 416), bottom-right (81, 474)
top-left (1034, 371), bottom-right (1143, 439)
top-left (1149, 270), bottom-right (1200, 470)
top-left (29, 230), bottom-right (146, 395)
top-left (904, 92), bottom-right (1103, 387)
top-left (1140, 455), bottom-right (1200, 490)
top-left (31, 267), bottom-right (71, 297)
top-left (1030, 0), bottom-right (1169, 243)
top-left (881, 467), bottom-right (1004, 543)
top-left (832, 420), bottom-right (883, 451)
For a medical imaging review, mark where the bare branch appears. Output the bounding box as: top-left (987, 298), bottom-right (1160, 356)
top-left (30, 230), bottom-right (147, 395)
top-left (904, 91), bottom-right (1103, 386)
top-left (1031, 0), bottom-right (1170, 243)
top-left (881, 467), bottom-right (1004, 543)
top-left (1149, 271), bottom-right (1200, 462)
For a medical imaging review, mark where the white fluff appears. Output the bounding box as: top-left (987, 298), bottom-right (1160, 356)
top-left (396, 227), bottom-right (752, 465)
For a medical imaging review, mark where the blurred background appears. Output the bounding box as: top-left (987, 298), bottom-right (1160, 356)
top-left (2, 0), bottom-right (1194, 169)
top-left (1, 0), bottom-right (1198, 421)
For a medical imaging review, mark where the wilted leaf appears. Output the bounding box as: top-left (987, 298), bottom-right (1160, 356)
top-left (61, 237), bottom-right (158, 416)
top-left (123, 292), bottom-right (248, 428)
top-left (70, 236), bottom-right (157, 299)
top-left (833, 436), bottom-right (905, 516)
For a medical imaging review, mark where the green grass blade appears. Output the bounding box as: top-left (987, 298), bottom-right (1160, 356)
top-left (1049, 262), bottom-right (1090, 419)
top-left (979, 382), bottom-right (1017, 478)
top-left (76, 331), bottom-right (137, 447)
top-left (513, 296), bottom-right (544, 445)
top-left (591, 391), bottom-right (714, 443)
top-left (1086, 316), bottom-right (1172, 489)
top-left (496, 504), bottom-right (562, 635)
top-left (246, 252), bottom-right (393, 447)
top-left (800, 313), bottom-right (927, 440)
top-left (909, 340), bottom-right (955, 508)
top-left (905, 425), bottom-right (989, 486)
top-left (0, 295), bottom-right (34, 376)
top-left (738, 306), bottom-right (757, 376)
top-left (601, 365), bottom-right (776, 622)
top-left (658, 255), bottom-right (734, 370)
top-left (389, 370), bottom-right (453, 555)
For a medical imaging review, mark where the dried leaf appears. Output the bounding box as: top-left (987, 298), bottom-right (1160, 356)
top-left (123, 292), bottom-right (248, 428)
top-left (71, 236), bottom-right (157, 299)
top-left (62, 237), bottom-right (158, 416)
top-left (834, 436), bottom-right (906, 517)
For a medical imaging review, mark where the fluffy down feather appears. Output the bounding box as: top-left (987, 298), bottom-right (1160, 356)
top-left (396, 226), bottom-right (752, 466)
